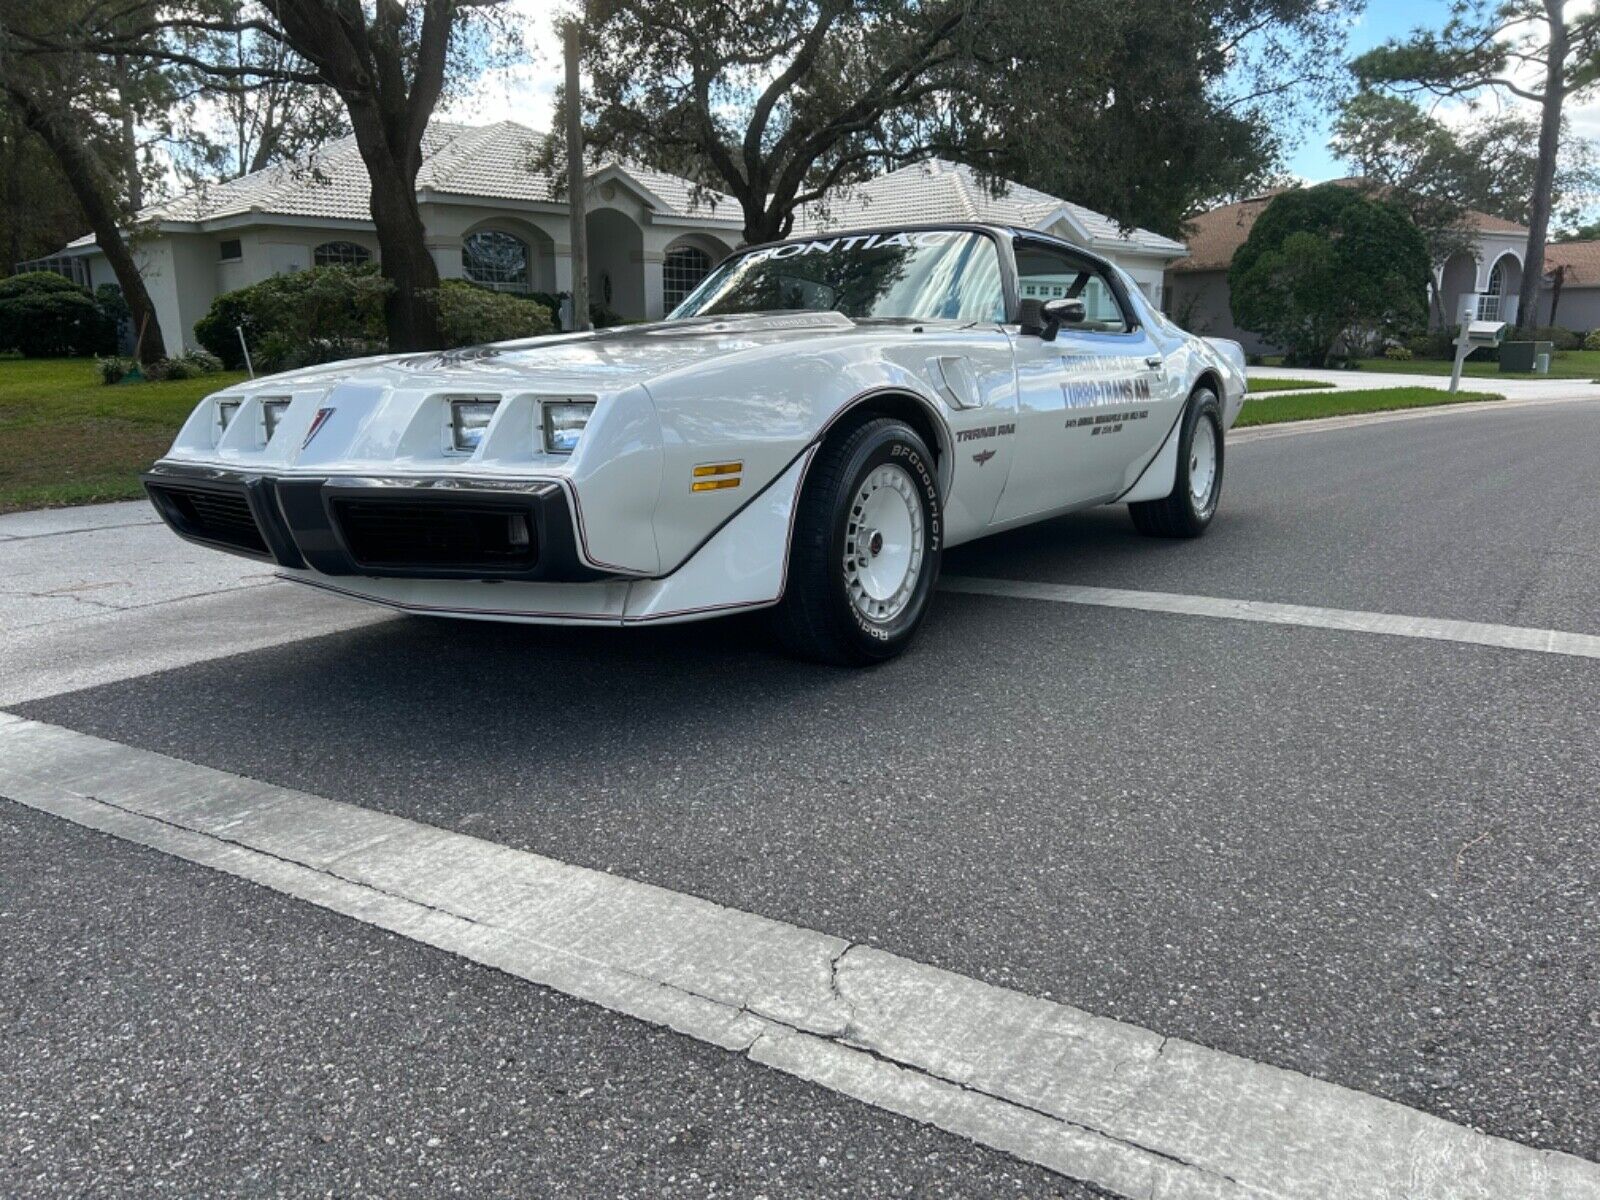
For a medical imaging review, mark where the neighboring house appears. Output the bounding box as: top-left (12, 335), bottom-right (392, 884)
top-left (1165, 183), bottom-right (1532, 354)
top-left (28, 121), bottom-right (746, 353)
top-left (791, 159), bottom-right (1188, 306)
top-left (24, 130), bottom-right (1189, 354)
top-left (1537, 241), bottom-right (1600, 331)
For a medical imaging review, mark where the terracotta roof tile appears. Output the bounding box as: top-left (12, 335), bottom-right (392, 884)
top-left (69, 121), bottom-right (739, 247)
top-left (1545, 240), bottom-right (1600, 287)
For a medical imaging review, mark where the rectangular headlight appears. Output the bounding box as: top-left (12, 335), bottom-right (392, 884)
top-left (216, 399), bottom-right (240, 435)
top-left (262, 398), bottom-right (291, 441)
top-left (450, 398), bottom-right (499, 453)
top-left (542, 401), bottom-right (594, 454)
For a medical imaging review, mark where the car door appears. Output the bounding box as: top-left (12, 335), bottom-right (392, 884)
top-left (992, 241), bottom-right (1170, 523)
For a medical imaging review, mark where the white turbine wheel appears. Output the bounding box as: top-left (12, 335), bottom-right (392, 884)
top-left (1188, 417), bottom-right (1218, 511)
top-left (843, 463), bottom-right (925, 624)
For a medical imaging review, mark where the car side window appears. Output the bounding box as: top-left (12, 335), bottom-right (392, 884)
top-left (1013, 243), bottom-right (1130, 334)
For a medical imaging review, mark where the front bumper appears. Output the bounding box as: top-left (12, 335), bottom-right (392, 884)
top-left (143, 462), bottom-right (603, 582)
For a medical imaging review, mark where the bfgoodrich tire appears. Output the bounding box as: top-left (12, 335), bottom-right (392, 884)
top-left (1129, 387), bottom-right (1224, 538)
top-left (774, 418), bottom-right (942, 665)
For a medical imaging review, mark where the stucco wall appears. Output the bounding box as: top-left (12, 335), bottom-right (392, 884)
top-left (1164, 269), bottom-right (1276, 354)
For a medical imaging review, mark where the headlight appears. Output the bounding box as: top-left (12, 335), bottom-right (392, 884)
top-left (542, 401), bottom-right (595, 454)
top-left (450, 397), bottom-right (499, 453)
top-left (216, 399), bottom-right (240, 436)
top-left (262, 398), bottom-right (291, 441)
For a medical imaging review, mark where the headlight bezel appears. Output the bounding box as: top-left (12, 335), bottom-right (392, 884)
top-left (541, 400), bottom-right (595, 455)
top-left (261, 397), bottom-right (292, 442)
top-left (448, 396), bottom-right (501, 454)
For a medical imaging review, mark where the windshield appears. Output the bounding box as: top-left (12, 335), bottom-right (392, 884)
top-left (669, 230), bottom-right (1005, 324)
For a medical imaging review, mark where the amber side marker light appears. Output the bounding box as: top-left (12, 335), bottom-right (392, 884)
top-left (692, 461), bottom-right (742, 492)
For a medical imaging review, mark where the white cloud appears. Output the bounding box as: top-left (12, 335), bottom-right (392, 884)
top-left (438, 0), bottom-right (569, 133)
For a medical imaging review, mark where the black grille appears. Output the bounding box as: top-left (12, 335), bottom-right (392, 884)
top-left (331, 499), bottom-right (538, 570)
top-left (148, 483), bottom-right (268, 556)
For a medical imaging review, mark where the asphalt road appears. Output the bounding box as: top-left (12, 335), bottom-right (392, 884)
top-left (4, 397), bottom-right (1599, 1194)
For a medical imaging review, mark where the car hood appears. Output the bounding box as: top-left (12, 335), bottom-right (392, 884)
top-left (249, 311), bottom-right (869, 396)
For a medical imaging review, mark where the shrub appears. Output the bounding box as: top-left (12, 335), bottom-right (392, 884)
top-left (196, 268), bottom-right (558, 371)
top-left (194, 264), bottom-right (389, 369)
top-left (97, 355), bottom-right (137, 384)
top-left (1511, 325), bottom-right (1580, 351)
top-left (1585, 329), bottom-right (1600, 352)
top-left (1229, 185), bottom-right (1430, 368)
top-left (1384, 344), bottom-right (1414, 361)
top-left (439, 280), bottom-right (554, 345)
top-left (142, 349), bottom-right (227, 381)
top-left (0, 271), bottom-right (116, 357)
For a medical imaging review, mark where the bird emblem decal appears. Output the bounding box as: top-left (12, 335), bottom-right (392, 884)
top-left (972, 448), bottom-right (996, 467)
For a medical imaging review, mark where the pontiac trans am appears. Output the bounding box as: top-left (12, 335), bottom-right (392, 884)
top-left (144, 224), bottom-right (1246, 664)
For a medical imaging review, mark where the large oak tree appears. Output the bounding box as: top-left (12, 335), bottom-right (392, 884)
top-left (564, 0), bottom-right (1361, 244)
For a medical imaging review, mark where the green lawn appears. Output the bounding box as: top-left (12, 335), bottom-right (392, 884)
top-left (1237, 386), bottom-right (1503, 428)
top-left (1294, 351), bottom-right (1600, 381)
top-left (0, 357), bottom-right (247, 513)
top-left (1246, 377), bottom-right (1337, 394)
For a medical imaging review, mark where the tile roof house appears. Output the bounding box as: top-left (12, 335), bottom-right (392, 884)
top-left (43, 121), bottom-right (747, 352)
top-left (792, 160), bottom-right (1188, 307)
top-left (32, 128), bottom-right (1192, 354)
top-left (1165, 181), bottom-right (1536, 354)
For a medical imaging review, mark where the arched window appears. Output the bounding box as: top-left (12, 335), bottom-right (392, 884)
top-left (314, 240), bottom-right (372, 268)
top-left (463, 230), bottom-right (530, 291)
top-left (1487, 261), bottom-right (1504, 296)
top-left (663, 244), bottom-right (713, 311)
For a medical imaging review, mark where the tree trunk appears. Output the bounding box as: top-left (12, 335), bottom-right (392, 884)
top-left (7, 83), bottom-right (167, 363)
top-left (345, 102), bottom-right (443, 351)
top-left (1517, 1), bottom-right (1566, 334)
top-left (366, 156), bottom-right (442, 351)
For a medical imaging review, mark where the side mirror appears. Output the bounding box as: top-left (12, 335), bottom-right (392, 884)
top-left (1018, 297), bottom-right (1087, 342)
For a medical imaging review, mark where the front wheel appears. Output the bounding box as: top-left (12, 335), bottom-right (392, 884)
top-left (773, 418), bottom-right (942, 665)
top-left (1130, 387), bottom-right (1223, 538)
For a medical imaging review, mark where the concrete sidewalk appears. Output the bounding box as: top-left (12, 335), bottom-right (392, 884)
top-left (0, 501), bottom-right (386, 705)
top-left (1247, 364), bottom-right (1595, 402)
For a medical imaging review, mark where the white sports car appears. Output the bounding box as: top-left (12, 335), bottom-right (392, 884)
top-left (146, 224), bottom-right (1246, 664)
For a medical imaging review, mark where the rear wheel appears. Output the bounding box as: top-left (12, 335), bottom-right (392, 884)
top-left (1130, 387), bottom-right (1223, 538)
top-left (774, 418), bottom-right (942, 665)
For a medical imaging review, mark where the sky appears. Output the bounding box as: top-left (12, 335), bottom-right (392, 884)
top-left (1285, 1), bottom-right (1446, 182)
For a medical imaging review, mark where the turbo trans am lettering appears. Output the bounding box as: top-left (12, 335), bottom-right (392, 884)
top-left (1058, 355), bottom-right (1155, 413)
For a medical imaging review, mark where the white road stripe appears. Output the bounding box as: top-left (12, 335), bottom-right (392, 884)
top-left (941, 576), bottom-right (1600, 661)
top-left (3, 714), bottom-right (1595, 1199)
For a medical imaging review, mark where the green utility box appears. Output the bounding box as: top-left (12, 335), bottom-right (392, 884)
top-left (1499, 341), bottom-right (1552, 373)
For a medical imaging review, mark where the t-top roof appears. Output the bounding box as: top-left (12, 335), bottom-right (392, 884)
top-left (788, 160), bottom-right (1188, 260)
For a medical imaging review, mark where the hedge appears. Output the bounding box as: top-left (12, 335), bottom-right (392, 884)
top-left (0, 272), bottom-right (116, 358)
top-left (194, 265), bottom-right (556, 371)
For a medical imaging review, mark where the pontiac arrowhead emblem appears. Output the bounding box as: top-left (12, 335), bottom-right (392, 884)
top-left (302, 407), bottom-right (335, 448)
top-left (972, 448), bottom-right (996, 467)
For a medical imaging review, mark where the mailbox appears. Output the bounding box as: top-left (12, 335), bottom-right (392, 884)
top-left (1457, 320), bottom-right (1508, 349)
top-left (1449, 319), bottom-right (1509, 392)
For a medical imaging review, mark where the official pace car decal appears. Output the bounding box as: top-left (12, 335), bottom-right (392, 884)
top-left (1059, 355), bottom-right (1154, 438)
